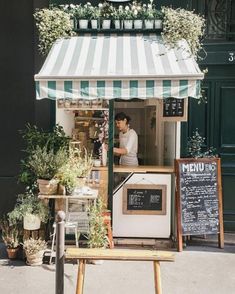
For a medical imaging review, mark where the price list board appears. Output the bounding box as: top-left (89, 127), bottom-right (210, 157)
top-left (175, 158), bottom-right (224, 251)
top-left (123, 184), bottom-right (166, 215)
top-left (159, 98), bottom-right (188, 121)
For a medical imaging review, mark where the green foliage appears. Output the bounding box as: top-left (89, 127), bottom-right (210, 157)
top-left (8, 193), bottom-right (50, 225)
top-left (187, 129), bottom-right (217, 158)
top-left (34, 7), bottom-right (75, 56)
top-left (23, 238), bottom-right (47, 255)
top-left (0, 216), bottom-right (21, 248)
top-left (27, 146), bottom-right (67, 180)
top-left (87, 198), bottom-right (109, 249)
top-left (55, 148), bottom-right (93, 194)
top-left (19, 124), bottom-right (70, 187)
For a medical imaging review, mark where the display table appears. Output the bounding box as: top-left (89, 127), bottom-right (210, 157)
top-left (38, 189), bottom-right (98, 212)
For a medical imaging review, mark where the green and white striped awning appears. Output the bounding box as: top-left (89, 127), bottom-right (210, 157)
top-left (35, 34), bottom-right (204, 100)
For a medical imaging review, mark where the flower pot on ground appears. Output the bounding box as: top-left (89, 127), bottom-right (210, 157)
top-left (6, 248), bottom-right (19, 259)
top-left (0, 217), bottom-right (21, 259)
top-left (23, 238), bottom-right (47, 266)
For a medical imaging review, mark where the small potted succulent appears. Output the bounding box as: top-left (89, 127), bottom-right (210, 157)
top-left (23, 238), bottom-right (47, 266)
top-left (8, 192), bottom-right (49, 230)
top-left (0, 217), bottom-right (20, 259)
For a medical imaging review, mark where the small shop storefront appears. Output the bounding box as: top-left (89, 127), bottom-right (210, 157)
top-left (35, 33), bottom-right (203, 239)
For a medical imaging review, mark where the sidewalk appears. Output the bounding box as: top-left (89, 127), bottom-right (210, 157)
top-left (0, 234), bottom-right (235, 294)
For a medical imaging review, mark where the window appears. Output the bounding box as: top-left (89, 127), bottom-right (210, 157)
top-left (205, 0), bottom-right (235, 41)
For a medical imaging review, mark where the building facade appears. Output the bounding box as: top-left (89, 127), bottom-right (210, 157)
top-left (1, 0), bottom-right (235, 231)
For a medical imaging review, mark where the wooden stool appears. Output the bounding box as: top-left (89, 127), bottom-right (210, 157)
top-left (102, 211), bottom-right (114, 249)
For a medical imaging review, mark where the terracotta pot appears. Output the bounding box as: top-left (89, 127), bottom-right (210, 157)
top-left (7, 247), bottom-right (19, 259)
top-left (37, 179), bottom-right (58, 195)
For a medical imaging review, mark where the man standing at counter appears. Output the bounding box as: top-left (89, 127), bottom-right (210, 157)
top-left (114, 112), bottom-right (138, 166)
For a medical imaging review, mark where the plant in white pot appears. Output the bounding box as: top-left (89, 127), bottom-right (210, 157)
top-left (132, 1), bottom-right (144, 29)
top-left (99, 2), bottom-right (114, 29)
top-left (8, 192), bottom-right (49, 230)
top-left (123, 5), bottom-right (134, 29)
top-left (143, 1), bottom-right (155, 29)
top-left (0, 217), bottom-right (21, 259)
top-left (74, 3), bottom-right (93, 29)
top-left (23, 238), bottom-right (47, 266)
top-left (90, 6), bottom-right (101, 29)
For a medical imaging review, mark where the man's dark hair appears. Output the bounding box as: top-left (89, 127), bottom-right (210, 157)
top-left (114, 112), bottom-right (131, 123)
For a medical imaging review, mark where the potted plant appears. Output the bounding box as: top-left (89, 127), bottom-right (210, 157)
top-left (123, 5), bottom-right (134, 29)
top-left (90, 6), bottom-right (101, 29)
top-left (143, 1), bottom-right (155, 29)
top-left (87, 199), bottom-right (109, 264)
top-left (112, 5), bottom-right (124, 29)
top-left (99, 2), bottom-right (114, 29)
top-left (74, 3), bottom-right (93, 29)
top-left (187, 129), bottom-right (217, 158)
top-left (131, 1), bottom-right (144, 29)
top-left (0, 217), bottom-right (20, 259)
top-left (154, 9), bottom-right (163, 29)
top-left (34, 7), bottom-right (75, 56)
top-left (27, 146), bottom-right (67, 195)
top-left (23, 238), bottom-right (47, 266)
top-left (59, 4), bottom-right (78, 29)
top-left (162, 7), bottom-right (205, 58)
top-left (19, 124), bottom-right (70, 190)
top-left (8, 193), bottom-right (50, 230)
top-left (55, 148), bottom-right (93, 195)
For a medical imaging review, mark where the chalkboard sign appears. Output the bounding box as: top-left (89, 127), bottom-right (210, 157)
top-left (175, 158), bottom-right (224, 251)
top-left (159, 98), bottom-right (188, 121)
top-left (123, 184), bottom-right (166, 215)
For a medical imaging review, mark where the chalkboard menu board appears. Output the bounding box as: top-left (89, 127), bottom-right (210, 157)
top-left (175, 158), bottom-right (224, 251)
top-left (159, 98), bottom-right (188, 121)
top-left (123, 184), bottom-right (166, 215)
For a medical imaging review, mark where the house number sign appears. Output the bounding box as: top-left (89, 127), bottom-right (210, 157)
top-left (228, 52), bottom-right (235, 62)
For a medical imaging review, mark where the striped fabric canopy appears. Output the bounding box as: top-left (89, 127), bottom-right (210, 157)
top-left (35, 34), bottom-right (204, 100)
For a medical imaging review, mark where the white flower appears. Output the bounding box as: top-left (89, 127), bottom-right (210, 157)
top-left (125, 6), bottom-right (130, 11)
top-left (98, 3), bottom-right (103, 8)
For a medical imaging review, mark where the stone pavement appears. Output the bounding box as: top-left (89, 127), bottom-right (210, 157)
top-left (0, 234), bottom-right (235, 294)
